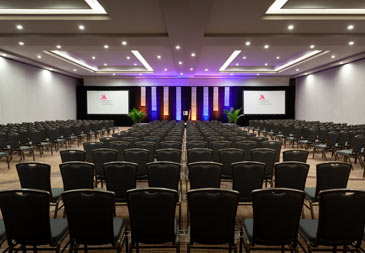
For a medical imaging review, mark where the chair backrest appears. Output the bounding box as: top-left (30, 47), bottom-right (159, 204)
top-left (250, 148), bottom-right (276, 179)
top-left (207, 136), bottom-right (225, 144)
top-left (121, 137), bottom-right (140, 148)
top-left (160, 141), bottom-right (182, 150)
top-left (124, 148), bottom-right (150, 177)
top-left (91, 148), bottom-right (118, 177)
top-left (135, 141), bottom-right (156, 162)
top-left (187, 148), bottom-right (213, 163)
top-left (232, 161), bottom-right (265, 202)
top-left (60, 149), bottom-right (86, 163)
top-left (352, 135), bottom-right (365, 153)
top-left (236, 141), bottom-right (257, 161)
top-left (109, 141), bottom-right (129, 161)
top-left (251, 137), bottom-right (268, 148)
top-left (187, 141), bottom-right (208, 149)
top-left (262, 141), bottom-right (282, 162)
top-left (188, 162), bottom-right (222, 189)
top-left (147, 161), bottom-right (181, 191)
top-left (326, 131), bottom-right (338, 148)
top-left (83, 142), bottom-right (104, 162)
top-left (187, 188), bottom-right (239, 244)
top-left (164, 136), bottom-right (182, 142)
top-left (16, 162), bottom-right (52, 194)
top-left (315, 162), bottom-right (352, 199)
top-left (210, 141), bottom-right (232, 162)
top-left (60, 162), bottom-right (95, 191)
top-left (156, 148), bottom-right (182, 163)
top-left (0, 132), bottom-right (7, 149)
top-left (99, 137), bottom-right (118, 148)
top-left (251, 188), bottom-right (305, 245)
top-left (0, 189), bottom-right (52, 245)
top-left (274, 162), bottom-right (309, 191)
top-left (316, 189), bottom-right (365, 246)
top-left (103, 161), bottom-right (137, 201)
top-left (218, 148), bottom-right (245, 177)
top-left (30, 131), bottom-right (41, 146)
top-left (62, 189), bottom-right (116, 245)
top-left (143, 136), bottom-right (161, 149)
top-left (127, 188), bottom-right (178, 244)
top-left (283, 150), bottom-right (309, 163)
top-left (8, 132), bottom-right (20, 149)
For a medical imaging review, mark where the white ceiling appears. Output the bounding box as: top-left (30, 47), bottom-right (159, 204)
top-left (0, 0), bottom-right (364, 79)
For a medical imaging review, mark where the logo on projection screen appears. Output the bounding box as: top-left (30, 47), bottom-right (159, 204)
top-left (100, 94), bottom-right (107, 100)
top-left (258, 95), bottom-right (266, 100)
top-left (258, 94), bottom-right (272, 105)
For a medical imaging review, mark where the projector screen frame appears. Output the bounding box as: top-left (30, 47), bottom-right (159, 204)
top-left (86, 90), bottom-right (130, 115)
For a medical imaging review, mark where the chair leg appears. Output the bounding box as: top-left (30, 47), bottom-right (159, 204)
top-left (309, 201), bottom-right (315, 219)
top-left (54, 199), bottom-right (61, 218)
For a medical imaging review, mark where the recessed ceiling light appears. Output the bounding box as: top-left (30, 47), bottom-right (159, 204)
top-left (16, 24), bottom-right (23, 30)
top-left (242, 56), bottom-right (247, 59)
top-left (18, 41), bottom-right (24, 46)
top-left (257, 73), bottom-right (260, 76)
top-left (245, 41), bottom-right (251, 46)
top-left (139, 73), bottom-right (142, 76)
top-left (204, 68), bottom-right (208, 71)
top-left (331, 55), bottom-right (335, 59)
top-left (121, 41), bottom-right (127, 46)
top-left (164, 68), bottom-right (168, 71)
top-left (347, 25), bottom-right (354, 30)
top-left (190, 68), bottom-right (194, 71)
top-left (310, 44), bottom-right (315, 49)
top-left (37, 55), bottom-right (42, 59)
top-left (340, 61), bottom-right (344, 64)
top-left (230, 73), bottom-right (233, 76)
top-left (178, 61), bottom-right (183, 65)
top-left (73, 69), bottom-right (77, 72)
top-left (180, 72), bottom-right (183, 75)
top-left (276, 56), bottom-right (280, 59)
top-left (287, 24), bottom-right (294, 30)
top-left (104, 63), bottom-right (107, 66)
top-left (265, 63), bottom-right (268, 66)
top-left (191, 52), bottom-right (196, 57)
top-left (113, 73), bottom-right (116, 76)
top-left (78, 25), bottom-right (85, 30)
top-left (157, 55), bottom-right (161, 59)
top-left (126, 56), bottom-right (130, 60)
top-left (264, 44), bottom-right (269, 49)
top-left (348, 41), bottom-right (354, 46)
top-left (296, 68), bottom-right (299, 71)
top-left (104, 45), bottom-right (109, 49)
top-left (133, 63), bottom-right (137, 66)
top-left (92, 56), bottom-right (96, 60)
top-left (235, 63), bottom-right (239, 66)
top-left (305, 72), bottom-right (309, 75)
top-left (49, 68), bottom-right (53, 71)
top-left (56, 45), bottom-right (61, 49)
top-left (175, 45), bottom-right (181, 50)
top-left (2, 53), bottom-right (7, 57)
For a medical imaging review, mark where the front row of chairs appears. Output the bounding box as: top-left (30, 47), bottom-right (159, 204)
top-left (0, 188), bottom-right (364, 253)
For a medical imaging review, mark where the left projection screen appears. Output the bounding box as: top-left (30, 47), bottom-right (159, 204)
top-left (87, 90), bottom-right (129, 115)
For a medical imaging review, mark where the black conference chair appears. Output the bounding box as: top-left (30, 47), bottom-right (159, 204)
top-left (211, 141), bottom-right (232, 162)
top-left (124, 148), bottom-right (150, 180)
top-left (304, 162), bottom-right (351, 219)
top-left (60, 149), bottom-right (86, 163)
top-left (147, 161), bottom-right (181, 193)
top-left (110, 141), bottom-right (130, 161)
top-left (83, 142), bottom-right (103, 163)
top-left (250, 148), bottom-right (276, 187)
top-left (187, 141), bottom-right (208, 149)
top-left (127, 188), bottom-right (180, 252)
top-left (160, 141), bottom-right (182, 150)
top-left (103, 161), bottom-right (137, 209)
top-left (187, 148), bottom-right (213, 163)
top-left (274, 162), bottom-right (310, 191)
top-left (187, 188), bottom-right (239, 253)
top-left (187, 162), bottom-right (222, 190)
top-left (62, 189), bottom-right (127, 252)
top-left (232, 161), bottom-right (265, 203)
top-left (135, 141), bottom-right (156, 162)
top-left (156, 148), bottom-right (182, 163)
top-left (241, 188), bottom-right (305, 253)
top-left (299, 189), bottom-right (365, 252)
top-left (59, 162), bottom-right (95, 191)
top-left (218, 148), bottom-right (245, 179)
top-left (262, 141), bottom-right (282, 162)
top-left (236, 141), bottom-right (257, 161)
top-left (16, 162), bottom-right (64, 218)
top-left (92, 148), bottom-right (118, 187)
top-left (0, 189), bottom-right (68, 252)
top-left (283, 150), bottom-right (309, 163)
top-left (100, 137), bottom-right (118, 148)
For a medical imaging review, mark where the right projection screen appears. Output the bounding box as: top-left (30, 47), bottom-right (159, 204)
top-left (243, 90), bottom-right (286, 115)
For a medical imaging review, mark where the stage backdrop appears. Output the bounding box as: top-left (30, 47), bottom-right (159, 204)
top-left (77, 85), bottom-right (295, 126)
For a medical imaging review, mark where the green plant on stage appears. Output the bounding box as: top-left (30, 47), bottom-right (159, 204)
top-left (128, 108), bottom-right (147, 125)
top-left (223, 107), bottom-right (244, 124)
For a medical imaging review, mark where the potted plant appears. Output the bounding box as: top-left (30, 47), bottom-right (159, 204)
top-left (128, 108), bottom-right (147, 125)
top-left (223, 107), bottom-right (244, 125)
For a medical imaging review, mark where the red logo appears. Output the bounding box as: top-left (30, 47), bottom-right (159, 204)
top-left (100, 94), bottom-right (107, 100)
top-left (258, 95), bottom-right (265, 100)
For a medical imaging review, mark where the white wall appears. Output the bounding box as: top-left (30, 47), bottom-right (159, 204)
top-left (296, 59), bottom-right (365, 124)
top-left (84, 76), bottom-right (289, 87)
top-left (0, 57), bottom-right (79, 124)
